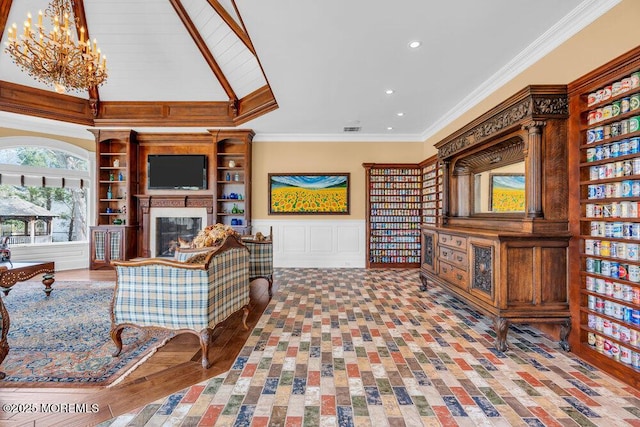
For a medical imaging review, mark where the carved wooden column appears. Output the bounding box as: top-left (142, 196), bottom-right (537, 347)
top-left (523, 121), bottom-right (545, 218)
top-left (138, 196), bottom-right (151, 257)
top-left (441, 160), bottom-right (450, 224)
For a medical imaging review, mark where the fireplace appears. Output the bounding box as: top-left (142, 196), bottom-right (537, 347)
top-left (155, 216), bottom-right (202, 257)
top-left (136, 195), bottom-right (214, 258)
top-left (148, 206), bottom-right (209, 257)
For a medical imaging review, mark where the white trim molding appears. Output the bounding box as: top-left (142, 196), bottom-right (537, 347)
top-left (9, 242), bottom-right (89, 271)
top-left (421, 0), bottom-right (621, 143)
top-left (251, 219), bottom-right (366, 268)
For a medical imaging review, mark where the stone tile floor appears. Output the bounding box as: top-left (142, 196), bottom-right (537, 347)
top-left (101, 268), bottom-right (640, 426)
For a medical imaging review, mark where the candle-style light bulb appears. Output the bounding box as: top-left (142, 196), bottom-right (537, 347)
top-left (38, 10), bottom-right (43, 27)
top-left (80, 27), bottom-right (85, 43)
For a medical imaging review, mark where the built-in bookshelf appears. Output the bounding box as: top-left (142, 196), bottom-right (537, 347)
top-left (89, 129), bottom-right (139, 269)
top-left (214, 130), bottom-right (254, 235)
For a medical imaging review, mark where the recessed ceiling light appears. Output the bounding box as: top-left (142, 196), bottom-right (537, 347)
top-left (396, 112), bottom-right (404, 117)
top-left (408, 40), bottom-right (421, 49)
top-left (387, 127), bottom-right (393, 130)
top-left (385, 89), bottom-right (394, 95)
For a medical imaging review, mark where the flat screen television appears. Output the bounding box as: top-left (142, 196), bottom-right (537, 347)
top-left (147, 155), bottom-right (207, 190)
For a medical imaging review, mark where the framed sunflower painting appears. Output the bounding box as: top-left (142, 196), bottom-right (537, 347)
top-left (268, 173), bottom-right (350, 214)
top-left (489, 173), bottom-right (525, 212)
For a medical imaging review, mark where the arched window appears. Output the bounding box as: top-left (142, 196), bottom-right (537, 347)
top-left (0, 137), bottom-right (91, 244)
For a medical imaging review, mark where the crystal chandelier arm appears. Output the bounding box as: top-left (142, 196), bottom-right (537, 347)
top-left (70, 0), bottom-right (100, 101)
top-left (3, 0), bottom-right (107, 94)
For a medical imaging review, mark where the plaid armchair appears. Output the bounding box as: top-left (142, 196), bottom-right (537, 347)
top-left (110, 235), bottom-right (250, 369)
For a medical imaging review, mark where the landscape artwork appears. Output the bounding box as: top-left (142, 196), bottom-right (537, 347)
top-left (269, 173), bottom-right (350, 214)
top-left (489, 174), bottom-right (525, 212)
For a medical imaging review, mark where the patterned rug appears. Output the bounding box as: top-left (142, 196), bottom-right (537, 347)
top-left (104, 268), bottom-right (640, 426)
top-left (0, 281), bottom-right (173, 386)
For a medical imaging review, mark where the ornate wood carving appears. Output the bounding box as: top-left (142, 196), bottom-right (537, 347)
top-left (523, 121), bottom-right (546, 218)
top-left (423, 233), bottom-right (434, 267)
top-left (472, 245), bottom-right (493, 295)
top-left (0, 293), bottom-right (8, 379)
top-left (455, 137), bottom-right (524, 173)
top-left (494, 317), bottom-right (510, 352)
top-left (436, 86), bottom-right (568, 159)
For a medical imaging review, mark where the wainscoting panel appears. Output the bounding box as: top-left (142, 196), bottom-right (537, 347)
top-left (309, 226), bottom-right (333, 252)
top-left (9, 242), bottom-right (90, 271)
top-left (251, 219), bottom-right (366, 268)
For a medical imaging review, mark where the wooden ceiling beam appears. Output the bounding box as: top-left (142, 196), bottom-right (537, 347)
top-left (206, 0), bottom-right (256, 55)
top-left (0, 0), bottom-right (12, 39)
top-left (169, 0), bottom-right (237, 103)
top-left (71, 0), bottom-right (100, 103)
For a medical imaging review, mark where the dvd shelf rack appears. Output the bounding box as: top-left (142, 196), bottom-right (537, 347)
top-left (569, 46), bottom-right (640, 388)
top-left (420, 155), bottom-right (442, 225)
top-left (363, 163), bottom-right (422, 268)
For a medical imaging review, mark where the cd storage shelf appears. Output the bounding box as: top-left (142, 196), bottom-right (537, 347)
top-left (363, 163), bottom-right (422, 268)
top-left (569, 47), bottom-right (640, 388)
top-left (420, 155), bottom-right (442, 225)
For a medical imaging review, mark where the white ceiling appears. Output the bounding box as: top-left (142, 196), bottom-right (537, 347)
top-left (0, 0), bottom-right (620, 142)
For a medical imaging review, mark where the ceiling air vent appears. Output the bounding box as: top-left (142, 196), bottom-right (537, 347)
top-left (343, 126), bottom-right (361, 132)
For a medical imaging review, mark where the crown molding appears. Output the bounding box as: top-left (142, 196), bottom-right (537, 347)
top-left (420, 0), bottom-right (621, 144)
top-left (251, 133), bottom-right (425, 143)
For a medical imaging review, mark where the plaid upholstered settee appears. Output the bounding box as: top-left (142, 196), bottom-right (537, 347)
top-left (110, 235), bottom-right (250, 369)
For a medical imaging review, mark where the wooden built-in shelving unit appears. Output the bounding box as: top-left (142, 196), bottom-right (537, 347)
top-left (568, 46), bottom-right (640, 388)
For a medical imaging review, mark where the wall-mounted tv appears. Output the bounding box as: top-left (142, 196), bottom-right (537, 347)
top-left (148, 155), bottom-right (207, 190)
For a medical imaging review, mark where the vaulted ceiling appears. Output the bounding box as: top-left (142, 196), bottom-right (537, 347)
top-left (0, 0), bottom-right (623, 142)
top-left (0, 0), bottom-right (277, 130)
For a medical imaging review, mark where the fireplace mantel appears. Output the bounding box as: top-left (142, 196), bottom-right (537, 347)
top-left (136, 195), bottom-right (214, 257)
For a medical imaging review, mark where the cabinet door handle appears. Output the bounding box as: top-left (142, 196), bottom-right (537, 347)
top-left (442, 266), bottom-right (448, 273)
top-left (456, 240), bottom-right (463, 246)
top-left (456, 273), bottom-right (463, 281)
top-left (456, 255), bottom-right (463, 262)
top-left (442, 250), bottom-right (448, 256)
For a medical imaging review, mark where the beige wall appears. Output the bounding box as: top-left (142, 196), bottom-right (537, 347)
top-left (0, 127), bottom-right (94, 151)
top-left (252, 141), bottom-right (423, 219)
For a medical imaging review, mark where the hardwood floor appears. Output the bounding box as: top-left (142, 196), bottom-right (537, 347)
top-left (0, 269), bottom-right (274, 427)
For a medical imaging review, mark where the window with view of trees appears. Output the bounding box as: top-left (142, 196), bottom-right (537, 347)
top-left (0, 144), bottom-right (90, 244)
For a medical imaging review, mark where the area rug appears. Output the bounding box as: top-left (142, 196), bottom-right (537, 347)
top-left (0, 281), bottom-right (173, 386)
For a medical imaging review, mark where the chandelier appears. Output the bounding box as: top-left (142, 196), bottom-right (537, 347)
top-left (4, 0), bottom-right (107, 94)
